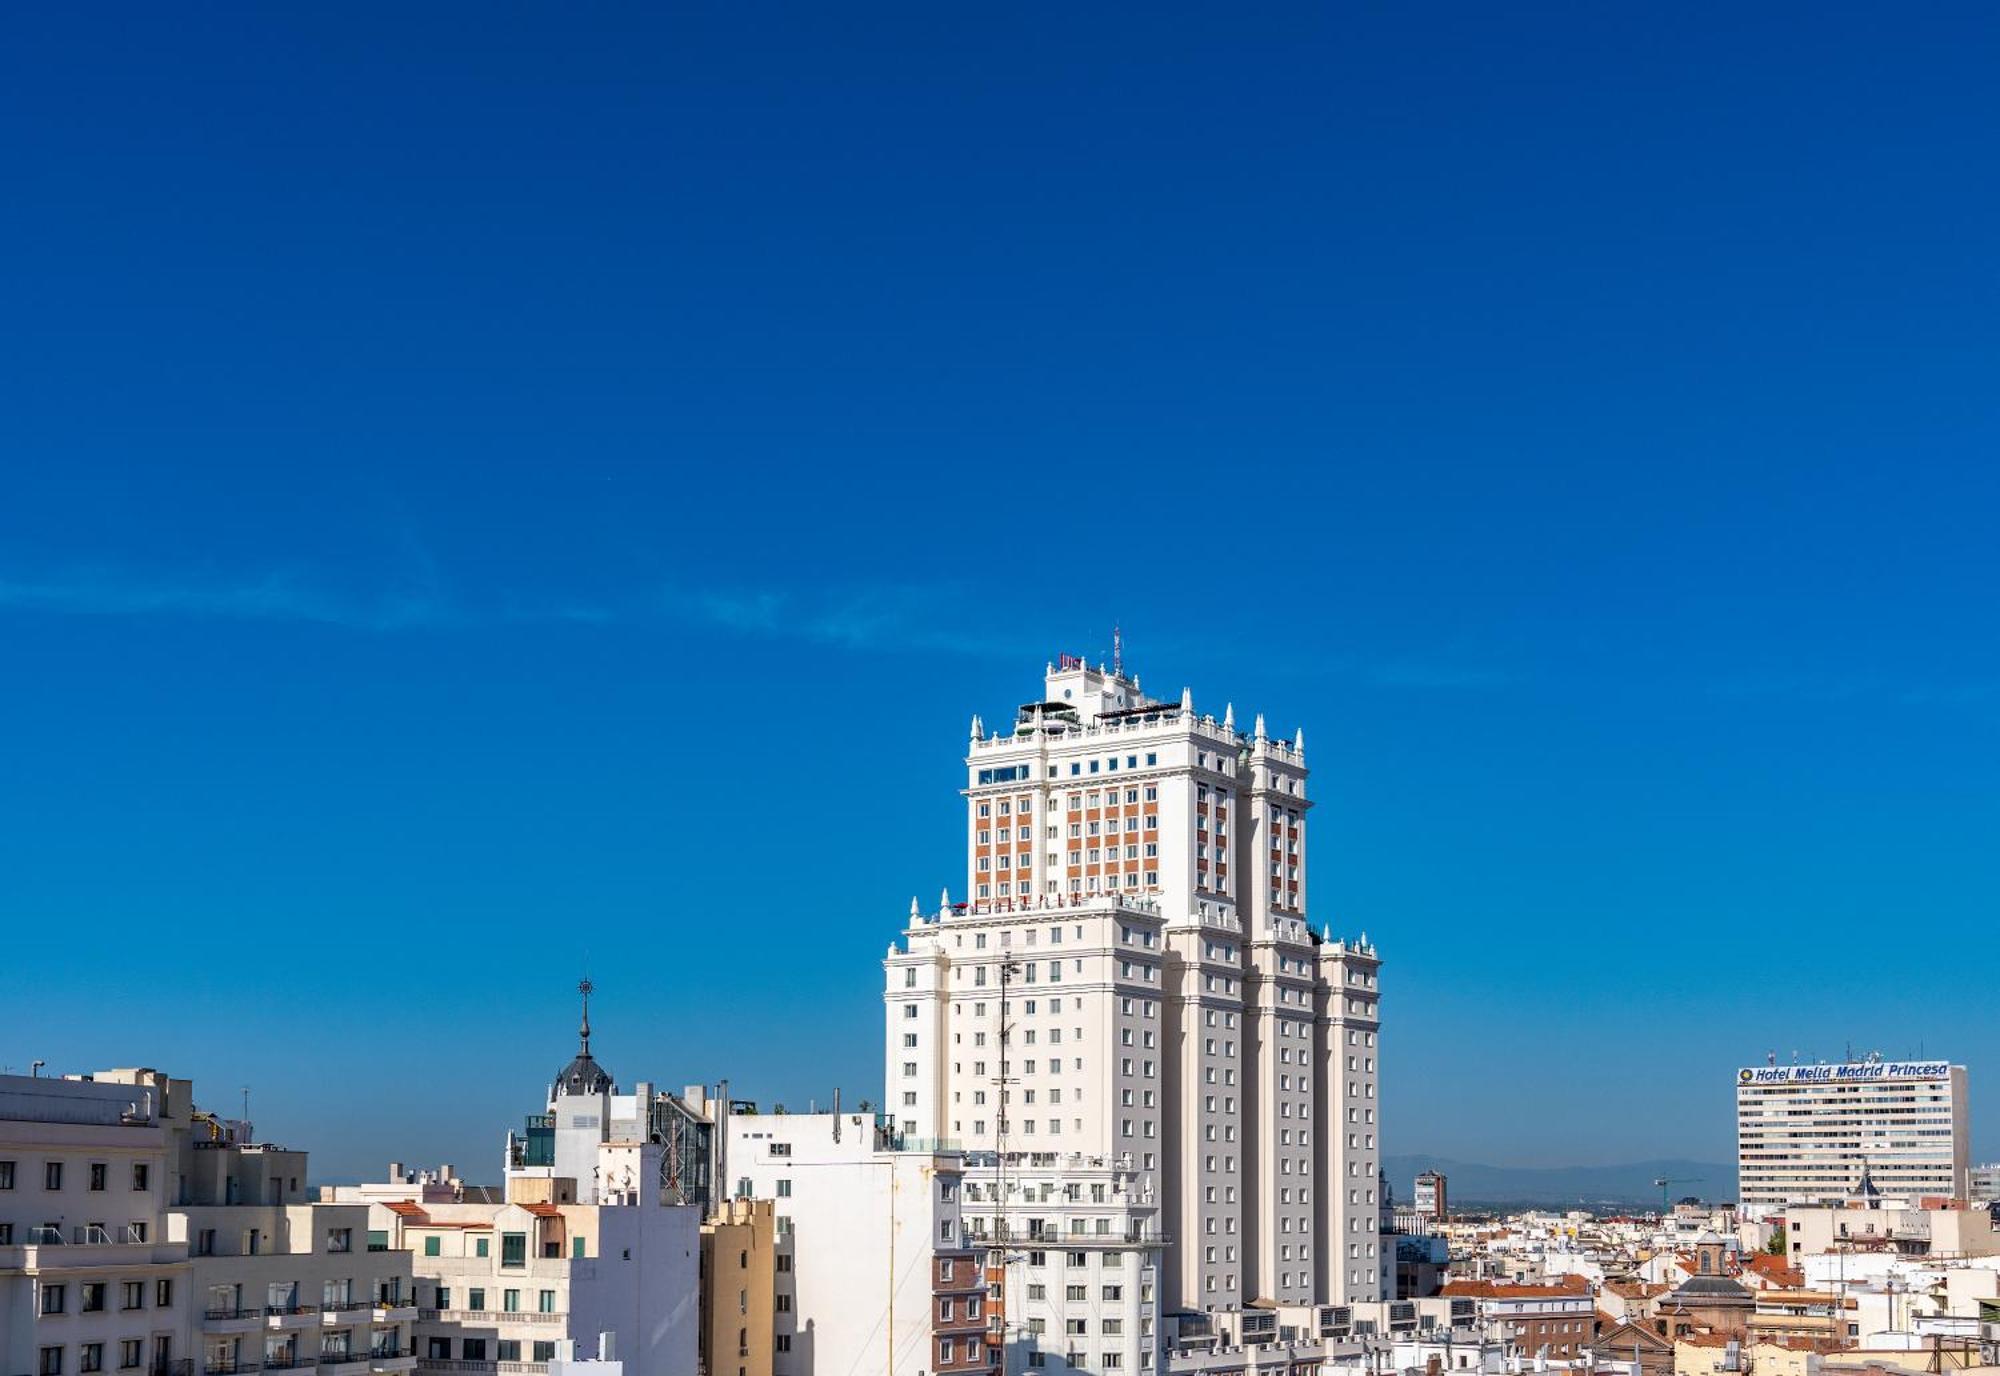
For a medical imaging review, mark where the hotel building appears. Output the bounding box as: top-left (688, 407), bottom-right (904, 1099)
top-left (884, 656), bottom-right (1385, 1334)
top-left (1735, 1059), bottom-right (1969, 1217)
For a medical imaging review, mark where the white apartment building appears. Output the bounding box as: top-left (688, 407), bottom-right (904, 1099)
top-left (1735, 1060), bottom-right (1970, 1218)
top-left (884, 657), bottom-right (1384, 1318)
top-left (328, 1001), bottom-right (701, 1376)
top-left (961, 1151), bottom-right (1163, 1376)
top-left (0, 1074), bottom-right (191, 1376)
top-left (722, 1111), bottom-right (984, 1376)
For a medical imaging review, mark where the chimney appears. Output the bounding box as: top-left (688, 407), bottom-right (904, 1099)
top-left (389, 1162), bottom-right (404, 1183)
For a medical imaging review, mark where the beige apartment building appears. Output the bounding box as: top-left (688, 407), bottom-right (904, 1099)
top-left (1, 1068), bottom-right (417, 1376)
top-left (700, 1198), bottom-right (775, 1376)
top-left (0, 1073), bottom-right (193, 1376)
top-left (325, 1010), bottom-right (702, 1376)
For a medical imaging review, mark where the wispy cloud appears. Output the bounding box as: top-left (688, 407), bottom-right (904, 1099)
top-left (0, 568), bottom-right (456, 631)
top-left (0, 560), bottom-right (1024, 657)
top-left (656, 583), bottom-right (1031, 659)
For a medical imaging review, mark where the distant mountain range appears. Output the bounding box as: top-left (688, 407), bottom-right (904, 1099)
top-left (1384, 1154), bottom-right (1736, 1211)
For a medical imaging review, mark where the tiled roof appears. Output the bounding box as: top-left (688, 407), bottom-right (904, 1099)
top-left (385, 1201), bottom-right (427, 1219)
top-left (1443, 1275), bottom-right (1592, 1299)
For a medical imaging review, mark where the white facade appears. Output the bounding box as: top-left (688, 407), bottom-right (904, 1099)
top-left (962, 1152), bottom-right (1162, 1376)
top-left (0, 1074), bottom-right (192, 1376)
top-left (885, 659), bottom-right (1384, 1318)
top-left (1735, 1061), bottom-right (1970, 1217)
top-left (723, 1112), bottom-right (968, 1376)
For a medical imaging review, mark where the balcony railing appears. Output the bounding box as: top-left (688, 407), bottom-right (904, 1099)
top-left (207, 1308), bottom-right (252, 1321)
top-left (205, 1362), bottom-right (257, 1376)
top-left (267, 1306), bottom-right (320, 1317)
top-left (263, 1358), bottom-right (315, 1371)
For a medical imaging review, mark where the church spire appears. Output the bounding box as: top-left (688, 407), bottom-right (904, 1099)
top-left (578, 976), bottom-right (594, 1057)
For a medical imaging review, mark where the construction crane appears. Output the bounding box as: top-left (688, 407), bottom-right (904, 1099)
top-left (1654, 1176), bottom-right (1704, 1211)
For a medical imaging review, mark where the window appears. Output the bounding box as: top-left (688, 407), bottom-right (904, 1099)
top-left (45, 1161), bottom-right (63, 1191)
top-left (504, 1290), bottom-right (521, 1313)
top-left (121, 1283), bottom-right (143, 1311)
top-left (501, 1233), bottom-right (527, 1268)
top-left (89, 1163), bottom-right (107, 1191)
top-left (82, 1283), bottom-right (106, 1312)
top-left (42, 1283), bottom-right (66, 1314)
top-left (468, 1288), bottom-right (486, 1312)
top-left (496, 1343), bottom-right (521, 1363)
top-left (0, 1160), bottom-right (12, 1189)
top-left (120, 1342), bottom-right (141, 1371)
top-left (424, 1236), bottom-right (441, 1257)
top-left (326, 1228), bottom-right (352, 1253)
top-left (40, 1349), bottom-right (62, 1376)
top-left (131, 1163), bottom-right (149, 1191)
top-left (461, 1342), bottom-right (486, 1362)
top-left (776, 1179), bottom-right (792, 1197)
top-left (538, 1291), bottom-right (556, 1314)
top-left (475, 1237), bottom-right (489, 1257)
top-left (531, 1345), bottom-right (556, 1365)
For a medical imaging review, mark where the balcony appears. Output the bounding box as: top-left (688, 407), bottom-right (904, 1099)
top-left (267, 1307), bottom-right (322, 1330)
top-left (424, 1310), bottom-right (563, 1327)
top-left (205, 1362), bottom-right (259, 1376)
top-left (372, 1304), bottom-right (418, 1323)
top-left (262, 1358), bottom-right (316, 1372)
top-left (204, 1309), bottom-right (263, 1335)
top-left (322, 1303), bottom-right (372, 1320)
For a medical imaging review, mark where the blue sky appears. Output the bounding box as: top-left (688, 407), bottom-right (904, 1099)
top-left (3, 3), bottom-right (1997, 1185)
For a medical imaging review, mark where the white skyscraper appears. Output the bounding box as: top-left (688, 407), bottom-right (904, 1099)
top-left (885, 656), bottom-right (1383, 1330)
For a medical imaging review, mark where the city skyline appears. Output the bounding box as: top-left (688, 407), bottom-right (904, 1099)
top-left (6, 3), bottom-right (1999, 1184)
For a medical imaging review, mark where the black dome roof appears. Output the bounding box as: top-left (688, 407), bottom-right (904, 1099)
top-left (554, 1051), bottom-right (614, 1098)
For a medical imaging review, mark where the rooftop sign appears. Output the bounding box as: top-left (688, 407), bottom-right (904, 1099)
top-left (1738, 1061), bottom-right (1952, 1086)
